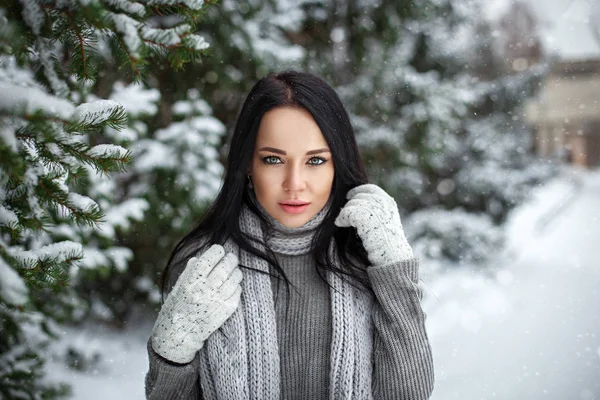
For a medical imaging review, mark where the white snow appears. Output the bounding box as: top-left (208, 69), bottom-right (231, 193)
top-left (86, 144), bottom-right (129, 159)
top-left (41, 166), bottom-right (600, 399)
top-left (0, 204), bottom-right (19, 227)
top-left (145, 0), bottom-right (205, 10)
top-left (0, 257), bottom-right (29, 305)
top-left (109, 82), bottom-right (160, 117)
top-left (79, 246), bottom-right (133, 272)
top-left (37, 39), bottom-right (70, 96)
top-left (107, 9), bottom-right (209, 58)
top-left (132, 139), bottom-right (175, 170)
top-left (73, 100), bottom-right (123, 126)
top-left (408, 207), bottom-right (503, 266)
top-left (0, 118), bottom-right (22, 151)
top-left (45, 322), bottom-right (151, 400)
top-left (141, 25), bottom-right (187, 48)
top-left (67, 193), bottom-right (99, 213)
top-left (96, 198), bottom-right (149, 238)
top-left (104, 0), bottom-right (145, 17)
top-left (425, 167), bottom-right (600, 399)
top-left (0, 82), bottom-right (75, 120)
top-left (109, 13), bottom-right (143, 57)
top-left (19, 0), bottom-right (44, 35)
top-left (187, 34), bottom-right (210, 51)
top-left (9, 241), bottom-right (83, 270)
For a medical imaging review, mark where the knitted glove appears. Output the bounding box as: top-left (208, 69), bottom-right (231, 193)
top-left (335, 184), bottom-right (413, 266)
top-left (151, 244), bottom-right (243, 364)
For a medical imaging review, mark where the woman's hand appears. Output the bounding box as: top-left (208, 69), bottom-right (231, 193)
top-left (151, 244), bottom-right (243, 364)
top-left (335, 184), bottom-right (413, 267)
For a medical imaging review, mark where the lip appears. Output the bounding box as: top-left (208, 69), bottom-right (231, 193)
top-left (279, 200), bottom-right (310, 206)
top-left (279, 201), bottom-right (311, 215)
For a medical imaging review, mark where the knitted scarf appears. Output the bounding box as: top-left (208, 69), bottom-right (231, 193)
top-left (197, 195), bottom-right (374, 400)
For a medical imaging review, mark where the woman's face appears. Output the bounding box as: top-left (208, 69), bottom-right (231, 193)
top-left (250, 106), bottom-right (335, 228)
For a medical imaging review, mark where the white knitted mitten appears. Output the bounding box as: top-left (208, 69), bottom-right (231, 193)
top-left (151, 244), bottom-right (243, 364)
top-left (335, 184), bottom-right (413, 266)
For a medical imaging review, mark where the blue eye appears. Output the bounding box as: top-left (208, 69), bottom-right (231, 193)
top-left (308, 156), bottom-right (327, 166)
top-left (262, 155), bottom-right (281, 164)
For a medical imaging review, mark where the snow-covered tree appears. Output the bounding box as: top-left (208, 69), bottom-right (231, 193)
top-left (0, 0), bottom-right (211, 396)
top-left (74, 82), bottom-right (226, 324)
top-left (158, 0), bottom-right (308, 133)
top-left (287, 0), bottom-right (555, 267)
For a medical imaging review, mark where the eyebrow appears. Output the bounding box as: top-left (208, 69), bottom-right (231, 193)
top-left (257, 146), bottom-right (331, 156)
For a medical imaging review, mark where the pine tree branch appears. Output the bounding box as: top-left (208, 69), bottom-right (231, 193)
top-left (20, 255), bottom-right (80, 290)
top-left (37, 180), bottom-right (104, 227)
top-left (71, 19), bottom-right (89, 80)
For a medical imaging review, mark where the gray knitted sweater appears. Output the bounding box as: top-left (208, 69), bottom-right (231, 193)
top-left (146, 238), bottom-right (434, 399)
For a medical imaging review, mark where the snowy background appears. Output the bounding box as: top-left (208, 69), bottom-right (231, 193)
top-left (426, 167), bottom-right (600, 399)
top-left (3, 0), bottom-right (599, 398)
top-left (43, 0), bottom-right (600, 399)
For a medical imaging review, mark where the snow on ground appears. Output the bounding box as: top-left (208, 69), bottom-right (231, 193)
top-left (45, 167), bottom-right (600, 399)
top-left (425, 167), bottom-right (600, 400)
top-left (45, 320), bottom-right (152, 399)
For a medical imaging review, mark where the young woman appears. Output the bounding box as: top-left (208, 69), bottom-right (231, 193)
top-left (145, 71), bottom-right (434, 399)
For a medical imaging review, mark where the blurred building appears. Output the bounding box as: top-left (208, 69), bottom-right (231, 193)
top-left (498, 1), bottom-right (544, 72)
top-left (525, 59), bottom-right (600, 167)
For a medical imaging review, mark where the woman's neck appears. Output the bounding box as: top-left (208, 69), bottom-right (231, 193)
top-left (246, 188), bottom-right (329, 255)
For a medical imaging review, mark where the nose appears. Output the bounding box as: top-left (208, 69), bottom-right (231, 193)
top-left (283, 164), bottom-right (306, 192)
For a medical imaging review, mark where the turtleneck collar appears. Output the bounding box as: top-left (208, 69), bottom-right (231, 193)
top-left (246, 187), bottom-right (330, 256)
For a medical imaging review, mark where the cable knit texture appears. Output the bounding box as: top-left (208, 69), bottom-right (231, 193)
top-left (150, 246), bottom-right (242, 364)
top-left (335, 184), bottom-right (413, 266)
top-left (197, 192), bottom-right (374, 400)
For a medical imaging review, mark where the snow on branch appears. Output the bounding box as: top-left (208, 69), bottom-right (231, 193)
top-left (86, 144), bottom-right (129, 159)
top-left (97, 198), bottom-right (149, 238)
top-left (0, 258), bottom-right (29, 306)
top-left (185, 34), bottom-right (209, 51)
top-left (109, 12), bottom-right (143, 57)
top-left (36, 38), bottom-right (69, 97)
top-left (85, 144), bottom-right (131, 174)
top-left (0, 55), bottom-right (36, 87)
top-left (144, 0), bottom-right (206, 10)
top-left (0, 82), bottom-right (75, 120)
top-left (10, 240), bottom-right (84, 270)
top-left (65, 193), bottom-right (100, 215)
top-left (103, 0), bottom-right (145, 17)
top-left (106, 7), bottom-right (210, 69)
top-left (6, 240), bottom-right (84, 289)
top-left (0, 205), bottom-right (19, 228)
top-left (19, 0), bottom-right (45, 35)
top-left (72, 100), bottom-right (127, 129)
top-left (141, 24), bottom-right (190, 47)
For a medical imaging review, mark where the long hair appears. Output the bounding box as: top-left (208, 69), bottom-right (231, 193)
top-left (161, 71), bottom-right (371, 297)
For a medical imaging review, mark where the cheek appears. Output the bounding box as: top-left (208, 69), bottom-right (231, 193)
top-left (252, 166), bottom-right (278, 197)
top-left (316, 166), bottom-right (335, 197)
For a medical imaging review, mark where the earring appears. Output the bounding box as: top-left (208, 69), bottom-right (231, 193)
top-left (247, 175), bottom-right (253, 189)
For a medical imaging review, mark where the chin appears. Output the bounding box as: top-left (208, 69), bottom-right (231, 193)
top-left (275, 213), bottom-right (314, 228)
